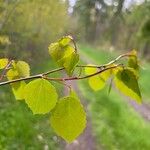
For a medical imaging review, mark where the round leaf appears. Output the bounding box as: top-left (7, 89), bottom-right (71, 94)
top-left (16, 61), bottom-right (30, 77)
top-left (50, 96), bottom-right (86, 143)
top-left (0, 58), bottom-right (8, 69)
top-left (11, 81), bottom-right (26, 100)
top-left (88, 76), bottom-right (105, 91)
top-left (24, 79), bottom-right (58, 114)
top-left (85, 65), bottom-right (111, 91)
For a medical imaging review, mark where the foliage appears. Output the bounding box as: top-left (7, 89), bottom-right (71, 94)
top-left (0, 0), bottom-right (68, 60)
top-left (0, 36), bottom-right (142, 142)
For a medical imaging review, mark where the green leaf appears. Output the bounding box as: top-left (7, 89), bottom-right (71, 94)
top-left (24, 79), bottom-right (58, 114)
top-left (128, 50), bottom-right (139, 76)
top-left (59, 35), bottom-right (72, 46)
top-left (49, 43), bottom-right (64, 62)
top-left (84, 65), bottom-right (111, 91)
top-left (48, 37), bottom-right (79, 76)
top-left (6, 60), bottom-right (30, 100)
top-left (84, 64), bottom-right (97, 75)
top-left (56, 45), bottom-right (75, 66)
top-left (0, 58), bottom-right (8, 69)
top-left (88, 76), bottom-right (106, 91)
top-left (7, 60), bottom-right (30, 79)
top-left (63, 52), bottom-right (79, 76)
top-left (49, 43), bottom-right (74, 64)
top-left (114, 68), bottom-right (142, 103)
top-left (50, 96), bottom-right (86, 143)
top-left (11, 81), bottom-right (26, 100)
top-left (16, 61), bottom-right (30, 77)
top-left (7, 67), bottom-right (19, 80)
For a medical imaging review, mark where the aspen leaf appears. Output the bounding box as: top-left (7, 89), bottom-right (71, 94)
top-left (16, 61), bottom-right (30, 77)
top-left (84, 65), bottom-right (111, 91)
top-left (49, 43), bottom-right (65, 62)
top-left (114, 68), bottom-right (142, 103)
top-left (50, 96), bottom-right (86, 143)
top-left (59, 35), bottom-right (72, 46)
top-left (128, 50), bottom-right (139, 76)
top-left (7, 67), bottom-right (19, 80)
top-left (6, 60), bottom-right (30, 100)
top-left (7, 60), bottom-right (30, 79)
top-left (7, 65), bottom-right (26, 100)
top-left (63, 52), bottom-right (79, 76)
top-left (84, 64), bottom-right (97, 75)
top-left (49, 37), bottom-right (79, 76)
top-left (56, 45), bottom-right (75, 66)
top-left (0, 58), bottom-right (8, 69)
top-left (88, 76), bottom-right (106, 91)
top-left (24, 79), bottom-right (58, 114)
top-left (11, 81), bottom-right (26, 100)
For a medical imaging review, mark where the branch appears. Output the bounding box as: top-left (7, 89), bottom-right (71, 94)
top-left (0, 52), bottom-right (132, 86)
top-left (100, 54), bottom-right (133, 67)
top-left (42, 52), bottom-right (133, 76)
top-left (0, 74), bottom-right (43, 86)
top-left (0, 64), bottom-right (120, 86)
top-left (43, 64), bottom-right (120, 81)
top-left (43, 67), bottom-right (64, 76)
top-left (77, 53), bottom-right (134, 68)
top-left (0, 59), bottom-right (12, 81)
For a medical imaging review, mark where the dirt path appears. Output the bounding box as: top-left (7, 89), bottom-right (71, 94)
top-left (63, 80), bottom-right (97, 150)
top-left (129, 100), bottom-right (150, 121)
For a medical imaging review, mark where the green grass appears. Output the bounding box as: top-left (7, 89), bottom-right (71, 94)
top-left (139, 63), bottom-right (150, 100)
top-left (78, 44), bottom-right (150, 150)
top-left (79, 44), bottom-right (116, 63)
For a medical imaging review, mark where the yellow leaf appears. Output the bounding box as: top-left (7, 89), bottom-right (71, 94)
top-left (0, 58), bottom-right (8, 69)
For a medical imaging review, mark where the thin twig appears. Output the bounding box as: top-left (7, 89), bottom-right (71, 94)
top-left (77, 53), bottom-right (134, 69)
top-left (0, 74), bottom-right (43, 86)
top-left (43, 67), bottom-right (64, 75)
top-left (43, 65), bottom-right (120, 81)
top-left (0, 52), bottom-right (132, 86)
top-left (0, 59), bottom-right (12, 81)
top-left (100, 53), bottom-right (134, 67)
top-left (0, 65), bottom-right (120, 86)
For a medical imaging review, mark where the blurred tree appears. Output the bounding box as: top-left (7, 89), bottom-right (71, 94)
top-left (74, 0), bottom-right (150, 58)
top-left (124, 1), bottom-right (150, 58)
top-left (0, 0), bottom-right (68, 62)
top-left (74, 0), bottom-right (126, 43)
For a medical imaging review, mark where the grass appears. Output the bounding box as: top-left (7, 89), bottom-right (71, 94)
top-left (78, 44), bottom-right (150, 150)
top-left (139, 63), bottom-right (150, 100)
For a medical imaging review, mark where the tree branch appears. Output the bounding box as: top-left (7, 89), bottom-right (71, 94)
top-left (0, 64), bottom-right (120, 86)
top-left (0, 52), bottom-right (132, 86)
top-left (0, 59), bottom-right (12, 81)
top-left (44, 64), bottom-right (120, 81)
